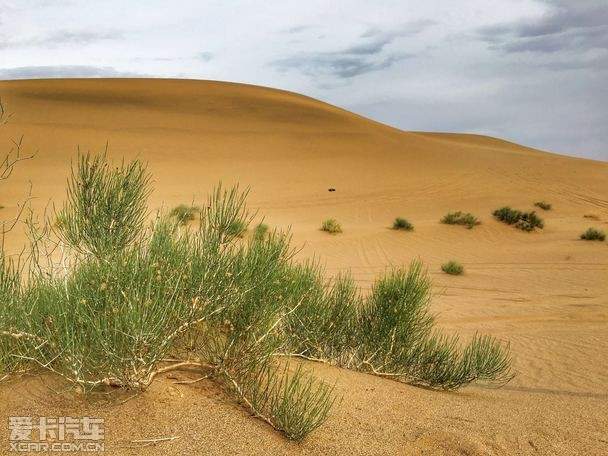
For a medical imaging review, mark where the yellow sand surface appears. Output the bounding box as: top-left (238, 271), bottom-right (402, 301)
top-left (0, 79), bottom-right (607, 455)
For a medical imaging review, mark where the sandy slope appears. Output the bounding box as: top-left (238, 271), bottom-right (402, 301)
top-left (0, 78), bottom-right (607, 455)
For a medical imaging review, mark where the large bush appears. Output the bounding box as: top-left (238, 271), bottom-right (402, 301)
top-left (0, 153), bottom-right (512, 441)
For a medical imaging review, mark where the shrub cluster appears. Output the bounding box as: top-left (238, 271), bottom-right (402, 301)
top-left (534, 201), bottom-right (551, 211)
top-left (441, 261), bottom-right (464, 275)
top-left (493, 207), bottom-right (544, 231)
top-left (392, 217), bottom-right (413, 231)
top-left (580, 228), bottom-right (606, 241)
top-left (321, 218), bottom-right (342, 234)
top-left (169, 204), bottom-right (201, 225)
top-left (0, 153), bottom-right (512, 441)
top-left (441, 211), bottom-right (480, 229)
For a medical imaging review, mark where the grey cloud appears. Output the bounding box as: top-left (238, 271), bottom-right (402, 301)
top-left (283, 25), bottom-right (314, 34)
top-left (343, 38), bottom-right (391, 56)
top-left (275, 53), bottom-right (409, 79)
top-left (0, 29), bottom-right (122, 49)
top-left (361, 20), bottom-right (435, 39)
top-left (0, 65), bottom-right (145, 79)
top-left (351, 76), bottom-right (608, 161)
top-left (515, 0), bottom-right (608, 38)
top-left (478, 0), bottom-right (608, 54)
top-left (273, 21), bottom-right (431, 79)
top-left (198, 52), bottom-right (213, 62)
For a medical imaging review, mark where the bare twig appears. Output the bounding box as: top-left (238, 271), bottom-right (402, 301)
top-left (129, 436), bottom-right (180, 447)
top-left (173, 374), bottom-right (212, 385)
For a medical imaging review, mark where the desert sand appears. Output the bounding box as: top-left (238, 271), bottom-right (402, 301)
top-left (0, 78), bottom-right (607, 455)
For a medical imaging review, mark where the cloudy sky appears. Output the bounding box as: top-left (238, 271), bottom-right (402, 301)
top-left (1, 0), bottom-right (606, 160)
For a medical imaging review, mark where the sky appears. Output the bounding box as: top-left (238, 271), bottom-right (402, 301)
top-left (0, 0), bottom-right (606, 160)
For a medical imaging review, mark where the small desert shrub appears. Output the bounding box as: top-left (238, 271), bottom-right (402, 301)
top-left (493, 206), bottom-right (522, 225)
top-left (534, 201), bottom-right (551, 211)
top-left (392, 217), bottom-right (413, 231)
top-left (441, 211), bottom-right (480, 229)
top-left (253, 223), bottom-right (269, 241)
top-left (493, 207), bottom-right (544, 231)
top-left (515, 211), bottom-right (544, 231)
top-left (321, 218), bottom-right (342, 234)
top-left (227, 219), bottom-right (247, 237)
top-left (169, 204), bottom-right (200, 225)
top-left (442, 261), bottom-right (464, 275)
top-left (580, 228), bottom-right (606, 241)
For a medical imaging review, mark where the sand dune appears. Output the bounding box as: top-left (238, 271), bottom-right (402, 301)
top-left (0, 78), bottom-right (607, 455)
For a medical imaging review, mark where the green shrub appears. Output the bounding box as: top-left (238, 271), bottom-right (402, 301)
top-left (492, 206), bottom-right (522, 225)
top-left (441, 261), bottom-right (464, 275)
top-left (253, 223), bottom-right (269, 241)
top-left (392, 217), bottom-right (413, 231)
top-left (286, 261), bottom-right (512, 390)
top-left (493, 207), bottom-right (544, 231)
top-left (580, 228), bottom-right (606, 241)
top-left (441, 211), bottom-right (480, 229)
top-left (54, 212), bottom-right (66, 229)
top-left (321, 218), bottom-right (342, 234)
top-left (55, 153), bottom-right (151, 256)
top-left (534, 201), bottom-right (551, 211)
top-left (169, 204), bottom-right (201, 225)
top-left (515, 211), bottom-right (544, 231)
top-left (228, 364), bottom-right (336, 441)
top-left (227, 219), bottom-right (247, 237)
top-left (0, 153), bottom-right (513, 442)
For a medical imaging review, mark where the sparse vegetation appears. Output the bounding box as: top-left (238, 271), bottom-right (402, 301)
top-left (493, 206), bottom-right (544, 231)
top-left (1, 100), bottom-right (33, 235)
top-left (534, 201), bottom-right (551, 211)
top-left (321, 218), bottom-right (342, 234)
top-left (227, 219), bottom-right (247, 237)
top-left (169, 204), bottom-right (201, 225)
top-left (253, 222), bottom-right (269, 241)
top-left (441, 261), bottom-right (464, 275)
top-left (580, 228), bottom-right (605, 241)
top-left (392, 217), bottom-right (413, 231)
top-left (441, 211), bottom-right (480, 229)
top-left (0, 153), bottom-right (513, 441)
